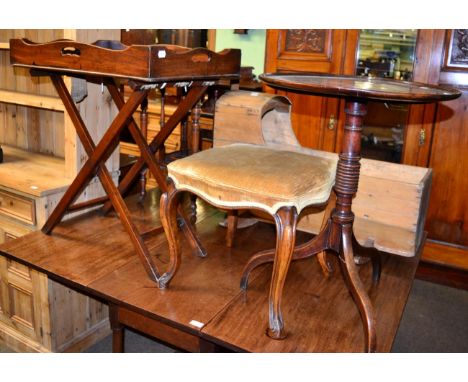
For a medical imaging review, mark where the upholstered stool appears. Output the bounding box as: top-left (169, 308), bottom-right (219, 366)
top-left (159, 143), bottom-right (336, 339)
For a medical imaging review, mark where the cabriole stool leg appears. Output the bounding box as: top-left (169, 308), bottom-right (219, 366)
top-left (159, 180), bottom-right (183, 288)
top-left (267, 206), bottom-right (298, 340)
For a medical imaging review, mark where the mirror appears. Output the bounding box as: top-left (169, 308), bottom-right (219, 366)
top-left (356, 29), bottom-right (418, 163)
top-left (357, 29), bottom-right (417, 80)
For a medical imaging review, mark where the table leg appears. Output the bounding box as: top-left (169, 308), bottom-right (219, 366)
top-left (102, 85), bottom-right (208, 209)
top-left (106, 82), bottom-right (207, 259)
top-left (226, 210), bottom-right (238, 248)
top-left (198, 338), bottom-right (227, 352)
top-left (104, 84), bottom-right (209, 259)
top-left (139, 96), bottom-right (149, 200)
top-left (330, 100), bottom-right (376, 352)
top-left (109, 304), bottom-right (125, 353)
top-left (339, 224), bottom-right (376, 352)
top-left (189, 101), bottom-right (202, 224)
top-left (44, 75), bottom-right (164, 283)
top-left (42, 75), bottom-right (148, 234)
top-left (317, 192), bottom-right (336, 276)
top-left (105, 81), bottom-right (168, 191)
top-left (239, 100), bottom-right (377, 351)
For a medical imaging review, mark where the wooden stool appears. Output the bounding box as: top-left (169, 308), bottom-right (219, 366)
top-left (159, 143), bottom-right (337, 339)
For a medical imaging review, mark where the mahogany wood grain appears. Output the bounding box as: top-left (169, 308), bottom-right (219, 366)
top-left (113, 304), bottom-right (201, 353)
top-left (264, 29), bottom-right (362, 152)
top-left (422, 241), bottom-right (468, 271)
top-left (0, 194), bottom-right (163, 287)
top-left (10, 38), bottom-right (240, 286)
top-left (398, 29), bottom-right (468, 269)
top-left (89, 215), bottom-right (312, 349)
top-left (109, 304), bottom-right (125, 353)
top-left (240, 73), bottom-right (459, 351)
top-left (202, 248), bottom-right (421, 353)
top-left (139, 96), bottom-right (149, 199)
top-left (267, 207), bottom-right (298, 339)
top-left (0, 189), bottom-right (420, 352)
top-left (261, 74), bottom-right (460, 104)
top-left (426, 91), bottom-right (468, 247)
top-left (416, 260), bottom-right (468, 291)
top-left (102, 85), bottom-right (208, 214)
top-left (10, 39), bottom-right (241, 83)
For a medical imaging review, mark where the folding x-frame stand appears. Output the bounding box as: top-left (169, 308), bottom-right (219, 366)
top-left (41, 74), bottom-right (212, 286)
top-left (9, 38), bottom-right (240, 287)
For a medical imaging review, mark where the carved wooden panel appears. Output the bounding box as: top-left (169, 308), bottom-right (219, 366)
top-left (278, 29), bottom-right (332, 63)
top-left (284, 29), bottom-right (327, 53)
top-left (444, 29), bottom-right (468, 69)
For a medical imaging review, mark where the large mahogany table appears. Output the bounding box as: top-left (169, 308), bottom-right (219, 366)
top-left (9, 38), bottom-right (240, 287)
top-left (0, 189), bottom-right (424, 352)
top-left (257, 73), bottom-right (461, 352)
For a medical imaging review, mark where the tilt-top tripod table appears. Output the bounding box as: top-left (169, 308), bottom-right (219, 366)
top-left (243, 73), bottom-right (461, 351)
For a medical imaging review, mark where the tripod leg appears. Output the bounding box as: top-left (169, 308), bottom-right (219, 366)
top-left (339, 224), bottom-right (377, 352)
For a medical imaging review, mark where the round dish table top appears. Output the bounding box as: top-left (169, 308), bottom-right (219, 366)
top-left (259, 73), bottom-right (461, 103)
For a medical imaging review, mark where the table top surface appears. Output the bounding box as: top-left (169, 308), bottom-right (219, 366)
top-left (0, 189), bottom-right (421, 353)
top-left (260, 73), bottom-right (462, 103)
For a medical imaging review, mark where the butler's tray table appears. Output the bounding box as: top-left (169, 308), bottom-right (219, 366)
top-left (9, 38), bottom-right (240, 287)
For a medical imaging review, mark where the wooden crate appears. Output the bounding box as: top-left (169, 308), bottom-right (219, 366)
top-left (214, 90), bottom-right (432, 257)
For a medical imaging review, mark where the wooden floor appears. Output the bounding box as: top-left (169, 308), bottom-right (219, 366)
top-left (0, 189), bottom-right (421, 352)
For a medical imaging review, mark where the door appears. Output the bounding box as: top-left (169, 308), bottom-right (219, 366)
top-left (401, 30), bottom-right (468, 268)
top-left (0, 220), bottom-right (50, 349)
top-left (264, 29), bottom-right (358, 152)
top-left (0, 255), bottom-right (50, 347)
top-left (424, 30), bottom-right (468, 248)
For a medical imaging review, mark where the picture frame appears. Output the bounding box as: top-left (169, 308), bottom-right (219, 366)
top-left (444, 29), bottom-right (468, 70)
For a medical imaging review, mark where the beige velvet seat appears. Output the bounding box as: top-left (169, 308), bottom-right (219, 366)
top-left (159, 141), bottom-right (337, 340)
top-left (167, 143), bottom-right (336, 215)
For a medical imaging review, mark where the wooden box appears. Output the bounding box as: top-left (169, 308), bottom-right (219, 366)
top-left (214, 90), bottom-right (432, 257)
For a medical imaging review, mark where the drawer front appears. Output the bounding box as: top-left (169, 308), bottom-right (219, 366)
top-left (0, 190), bottom-right (36, 225)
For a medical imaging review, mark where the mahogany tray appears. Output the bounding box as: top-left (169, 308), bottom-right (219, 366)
top-left (9, 38), bottom-right (241, 83)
